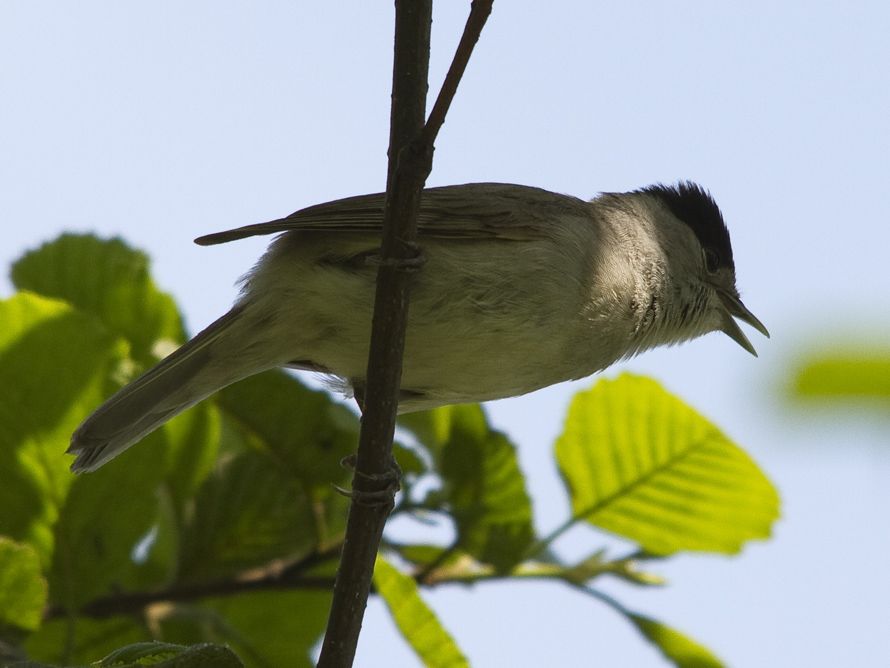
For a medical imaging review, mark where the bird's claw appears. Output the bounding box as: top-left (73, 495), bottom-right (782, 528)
top-left (335, 454), bottom-right (402, 508)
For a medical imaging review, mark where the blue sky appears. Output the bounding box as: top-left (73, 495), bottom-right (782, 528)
top-left (3, 2), bottom-right (890, 666)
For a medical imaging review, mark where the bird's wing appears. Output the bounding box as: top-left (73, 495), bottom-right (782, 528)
top-left (195, 183), bottom-right (589, 245)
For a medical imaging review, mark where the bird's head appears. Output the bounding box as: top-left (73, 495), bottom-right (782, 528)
top-left (633, 181), bottom-right (770, 355)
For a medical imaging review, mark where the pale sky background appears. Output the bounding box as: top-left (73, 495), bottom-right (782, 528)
top-left (3, 2), bottom-right (890, 666)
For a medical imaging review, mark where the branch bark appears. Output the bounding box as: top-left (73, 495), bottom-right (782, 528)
top-left (317, 1), bottom-right (493, 666)
top-left (45, 547), bottom-right (342, 620)
top-left (316, 2), bottom-right (432, 664)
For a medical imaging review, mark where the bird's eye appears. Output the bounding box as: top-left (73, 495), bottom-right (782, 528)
top-left (703, 248), bottom-right (720, 274)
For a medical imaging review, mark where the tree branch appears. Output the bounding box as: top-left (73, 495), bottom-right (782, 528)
top-left (421, 0), bottom-right (493, 147)
top-left (48, 576), bottom-right (336, 621)
top-left (317, 2), bottom-right (493, 666)
top-left (45, 547), bottom-right (341, 620)
top-left (316, 1), bottom-right (432, 663)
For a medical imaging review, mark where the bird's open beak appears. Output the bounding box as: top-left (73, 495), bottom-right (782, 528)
top-left (716, 289), bottom-right (770, 356)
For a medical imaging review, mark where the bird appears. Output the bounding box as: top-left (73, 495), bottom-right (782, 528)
top-left (68, 181), bottom-right (768, 472)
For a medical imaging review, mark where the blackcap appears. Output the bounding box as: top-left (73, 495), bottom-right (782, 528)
top-left (68, 181), bottom-right (768, 472)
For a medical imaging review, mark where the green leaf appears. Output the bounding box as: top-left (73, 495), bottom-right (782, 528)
top-left (11, 234), bottom-right (185, 365)
top-left (121, 404), bottom-right (221, 593)
top-left (200, 590), bottom-right (331, 668)
top-left (49, 434), bottom-right (171, 609)
top-left (28, 593), bottom-right (324, 668)
top-left (174, 372), bottom-right (356, 584)
top-left (216, 370), bottom-right (359, 494)
top-left (94, 641), bottom-right (244, 667)
top-left (392, 441), bottom-right (426, 478)
top-left (628, 614), bottom-right (724, 668)
top-left (24, 616), bottom-right (145, 666)
top-left (0, 293), bottom-right (128, 564)
top-left (160, 403), bottom-right (222, 519)
top-left (556, 374), bottom-right (779, 555)
top-left (400, 406), bottom-right (534, 571)
top-left (374, 556), bottom-right (469, 668)
top-left (176, 450), bottom-right (338, 583)
top-left (387, 543), bottom-right (456, 570)
top-left (0, 538), bottom-right (47, 631)
top-left (792, 349), bottom-right (890, 400)
top-left (48, 402), bottom-right (219, 605)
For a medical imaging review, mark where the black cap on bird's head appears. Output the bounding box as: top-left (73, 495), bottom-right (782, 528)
top-left (639, 181), bottom-right (769, 355)
top-left (639, 181), bottom-right (734, 274)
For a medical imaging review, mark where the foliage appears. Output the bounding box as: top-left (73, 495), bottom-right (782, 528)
top-left (791, 347), bottom-right (890, 403)
top-left (373, 556), bottom-right (468, 668)
top-left (0, 235), bottom-right (780, 667)
top-left (556, 376), bottom-right (778, 555)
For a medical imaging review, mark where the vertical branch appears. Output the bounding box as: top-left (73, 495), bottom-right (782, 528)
top-left (317, 2), bottom-right (432, 666)
top-left (317, 1), bottom-right (493, 666)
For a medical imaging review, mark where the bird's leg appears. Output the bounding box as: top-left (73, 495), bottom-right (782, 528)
top-left (335, 453), bottom-right (402, 508)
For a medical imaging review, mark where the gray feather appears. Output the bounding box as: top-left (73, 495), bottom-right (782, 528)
top-left (68, 306), bottom-right (248, 472)
top-left (194, 183), bottom-right (588, 245)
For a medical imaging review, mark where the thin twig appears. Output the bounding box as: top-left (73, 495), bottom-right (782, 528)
top-left (45, 547), bottom-right (341, 620)
top-left (421, 0), bottom-right (493, 147)
top-left (47, 576), bottom-right (336, 620)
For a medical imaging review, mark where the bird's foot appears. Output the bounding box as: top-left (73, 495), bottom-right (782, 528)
top-left (334, 454), bottom-right (402, 508)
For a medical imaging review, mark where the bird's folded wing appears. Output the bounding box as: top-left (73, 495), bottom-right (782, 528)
top-left (195, 183), bottom-right (588, 245)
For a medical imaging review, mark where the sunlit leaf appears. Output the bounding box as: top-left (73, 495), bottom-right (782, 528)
top-left (628, 614), bottom-right (724, 668)
top-left (388, 544), bottom-right (456, 570)
top-left (0, 293), bottom-right (128, 565)
top-left (400, 406), bottom-right (534, 571)
top-left (793, 349), bottom-right (890, 400)
top-left (374, 556), bottom-right (469, 668)
top-left (556, 374), bottom-right (779, 555)
top-left (0, 538), bottom-right (47, 631)
top-left (11, 234), bottom-right (185, 366)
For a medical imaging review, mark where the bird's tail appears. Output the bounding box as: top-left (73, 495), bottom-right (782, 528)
top-left (68, 304), bottom-right (265, 472)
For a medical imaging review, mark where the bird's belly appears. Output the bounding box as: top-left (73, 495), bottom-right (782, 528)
top-left (293, 272), bottom-right (599, 408)
top-left (245, 233), bottom-right (619, 409)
